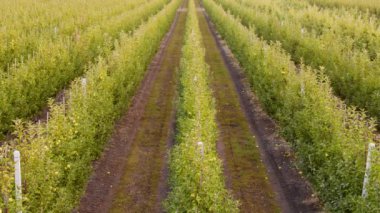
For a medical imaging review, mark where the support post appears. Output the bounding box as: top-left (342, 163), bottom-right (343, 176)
top-left (197, 142), bottom-right (204, 188)
top-left (13, 150), bottom-right (22, 213)
top-left (81, 78), bottom-right (87, 96)
top-left (46, 112), bottom-right (49, 129)
top-left (197, 141), bottom-right (204, 157)
top-left (362, 143), bottom-right (376, 198)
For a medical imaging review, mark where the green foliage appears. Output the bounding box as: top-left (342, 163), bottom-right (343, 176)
top-left (238, 0), bottom-right (380, 59)
top-left (215, 0), bottom-right (380, 125)
top-left (0, 0), bottom-right (148, 71)
top-left (0, 0), bottom-right (181, 211)
top-left (204, 0), bottom-right (379, 211)
top-left (0, 0), bottom-right (170, 137)
top-left (307, 0), bottom-right (380, 17)
top-left (165, 1), bottom-right (239, 212)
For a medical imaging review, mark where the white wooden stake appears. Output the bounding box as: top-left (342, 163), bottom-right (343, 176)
top-left (301, 28), bottom-right (305, 35)
top-left (197, 142), bottom-right (204, 157)
top-left (197, 142), bottom-right (204, 187)
top-left (301, 81), bottom-right (305, 96)
top-left (46, 112), bottom-right (49, 129)
top-left (362, 143), bottom-right (376, 198)
top-left (62, 95), bottom-right (66, 114)
top-left (81, 78), bottom-right (87, 96)
top-left (13, 150), bottom-right (22, 213)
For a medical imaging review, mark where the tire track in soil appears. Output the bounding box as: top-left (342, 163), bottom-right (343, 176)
top-left (197, 1), bottom-right (322, 213)
top-left (76, 3), bottom-right (187, 212)
top-left (196, 3), bottom-right (280, 212)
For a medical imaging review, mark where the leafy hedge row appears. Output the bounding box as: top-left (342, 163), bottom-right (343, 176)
top-left (0, 0), bottom-right (144, 72)
top-left (0, 0), bottom-right (181, 211)
top-left (215, 0), bottom-right (380, 124)
top-left (237, 0), bottom-right (380, 58)
top-left (0, 0), bottom-right (169, 137)
top-left (307, 0), bottom-right (380, 17)
top-left (164, 0), bottom-right (238, 212)
top-left (204, 0), bottom-right (379, 211)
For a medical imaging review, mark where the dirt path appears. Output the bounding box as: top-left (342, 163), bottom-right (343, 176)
top-left (76, 4), bottom-right (187, 212)
top-left (197, 2), bottom-right (322, 213)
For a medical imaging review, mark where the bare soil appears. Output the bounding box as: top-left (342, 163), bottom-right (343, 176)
top-left (75, 4), bottom-right (187, 212)
top-left (198, 2), bottom-right (323, 213)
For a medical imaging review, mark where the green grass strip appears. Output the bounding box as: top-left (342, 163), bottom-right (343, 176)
top-left (164, 0), bottom-right (238, 212)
